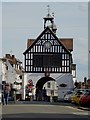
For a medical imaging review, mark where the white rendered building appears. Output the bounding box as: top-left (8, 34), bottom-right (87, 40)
top-left (0, 54), bottom-right (25, 99)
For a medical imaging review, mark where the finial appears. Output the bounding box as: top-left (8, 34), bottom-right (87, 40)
top-left (47, 5), bottom-right (50, 14)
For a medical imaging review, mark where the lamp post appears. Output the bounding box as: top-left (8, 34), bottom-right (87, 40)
top-left (84, 77), bottom-right (87, 89)
top-left (71, 64), bottom-right (76, 78)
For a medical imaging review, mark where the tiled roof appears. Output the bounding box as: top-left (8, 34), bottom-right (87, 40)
top-left (60, 38), bottom-right (73, 52)
top-left (2, 54), bottom-right (22, 64)
top-left (27, 39), bottom-right (35, 48)
top-left (27, 38), bottom-right (73, 51)
top-left (15, 69), bottom-right (23, 75)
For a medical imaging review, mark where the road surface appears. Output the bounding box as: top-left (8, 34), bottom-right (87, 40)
top-left (1, 102), bottom-right (90, 120)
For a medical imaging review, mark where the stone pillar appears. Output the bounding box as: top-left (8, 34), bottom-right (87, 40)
top-left (22, 73), bottom-right (27, 100)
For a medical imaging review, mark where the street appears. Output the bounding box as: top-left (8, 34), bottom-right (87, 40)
top-left (1, 102), bottom-right (90, 120)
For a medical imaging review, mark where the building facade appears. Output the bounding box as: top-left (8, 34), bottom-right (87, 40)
top-left (23, 8), bottom-right (76, 100)
top-left (0, 54), bottom-right (25, 100)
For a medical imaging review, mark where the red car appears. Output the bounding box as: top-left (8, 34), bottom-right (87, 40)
top-left (80, 91), bottom-right (90, 107)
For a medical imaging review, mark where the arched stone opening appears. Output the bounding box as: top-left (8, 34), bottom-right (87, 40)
top-left (35, 76), bottom-right (58, 101)
top-left (36, 77), bottom-right (55, 90)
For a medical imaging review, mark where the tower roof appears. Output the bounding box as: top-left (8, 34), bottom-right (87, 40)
top-left (43, 5), bottom-right (54, 20)
top-left (44, 13), bottom-right (54, 19)
top-left (43, 5), bottom-right (57, 33)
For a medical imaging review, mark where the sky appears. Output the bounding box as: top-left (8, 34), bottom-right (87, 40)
top-left (0, 1), bottom-right (89, 81)
top-left (88, 2), bottom-right (90, 79)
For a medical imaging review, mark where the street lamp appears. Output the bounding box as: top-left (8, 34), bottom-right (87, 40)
top-left (71, 64), bottom-right (76, 78)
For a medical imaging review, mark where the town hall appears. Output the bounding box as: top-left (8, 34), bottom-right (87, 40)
top-left (23, 6), bottom-right (76, 101)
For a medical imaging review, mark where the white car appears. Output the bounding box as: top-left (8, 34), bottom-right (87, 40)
top-left (64, 91), bottom-right (74, 102)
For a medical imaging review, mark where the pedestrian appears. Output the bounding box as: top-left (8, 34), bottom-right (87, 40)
top-left (3, 86), bottom-right (9, 105)
top-left (38, 89), bottom-right (43, 101)
top-left (43, 87), bottom-right (47, 101)
top-left (2, 90), bottom-right (4, 105)
top-left (36, 87), bottom-right (39, 101)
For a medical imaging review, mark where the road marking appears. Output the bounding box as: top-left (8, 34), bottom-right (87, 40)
top-left (4, 104), bottom-right (68, 108)
top-left (73, 112), bottom-right (89, 115)
top-left (65, 106), bottom-right (85, 112)
top-left (3, 104), bottom-right (54, 107)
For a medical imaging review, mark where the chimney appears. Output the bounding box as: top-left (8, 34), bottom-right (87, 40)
top-left (12, 55), bottom-right (15, 58)
top-left (5, 54), bottom-right (11, 58)
top-left (84, 77), bottom-right (87, 84)
top-left (12, 55), bottom-right (16, 62)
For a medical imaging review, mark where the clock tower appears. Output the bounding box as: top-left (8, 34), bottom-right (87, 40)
top-left (43, 5), bottom-right (57, 34)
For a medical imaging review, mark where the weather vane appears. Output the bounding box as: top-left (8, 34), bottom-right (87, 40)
top-left (52, 12), bottom-right (54, 17)
top-left (47, 5), bottom-right (50, 14)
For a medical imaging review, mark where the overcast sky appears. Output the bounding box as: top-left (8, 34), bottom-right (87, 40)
top-left (0, 1), bottom-right (89, 81)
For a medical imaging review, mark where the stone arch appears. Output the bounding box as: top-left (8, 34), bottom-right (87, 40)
top-left (36, 76), bottom-right (55, 90)
top-left (35, 76), bottom-right (58, 101)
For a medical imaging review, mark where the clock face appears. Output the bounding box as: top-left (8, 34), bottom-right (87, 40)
top-left (44, 41), bottom-right (52, 49)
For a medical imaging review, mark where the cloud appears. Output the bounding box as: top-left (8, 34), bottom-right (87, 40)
top-left (78, 3), bottom-right (88, 12)
top-left (2, 2), bottom-right (88, 81)
top-left (73, 37), bottom-right (88, 81)
top-left (73, 37), bottom-right (88, 65)
top-left (0, 2), bottom-right (2, 57)
top-left (1, 0), bottom-right (89, 2)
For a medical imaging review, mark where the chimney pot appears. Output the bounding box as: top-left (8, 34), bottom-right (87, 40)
top-left (6, 54), bottom-right (11, 58)
top-left (12, 55), bottom-right (15, 58)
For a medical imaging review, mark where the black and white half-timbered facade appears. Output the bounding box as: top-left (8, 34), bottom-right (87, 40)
top-left (24, 26), bottom-right (72, 74)
top-left (23, 7), bottom-right (76, 100)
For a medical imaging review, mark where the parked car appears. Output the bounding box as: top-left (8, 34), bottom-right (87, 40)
top-left (71, 89), bottom-right (88, 104)
top-left (79, 90), bottom-right (90, 107)
top-left (0, 91), bottom-right (1, 104)
top-left (64, 91), bottom-right (74, 102)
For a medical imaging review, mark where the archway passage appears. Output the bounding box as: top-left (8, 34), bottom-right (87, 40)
top-left (35, 77), bottom-right (56, 101)
top-left (36, 77), bottom-right (55, 90)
